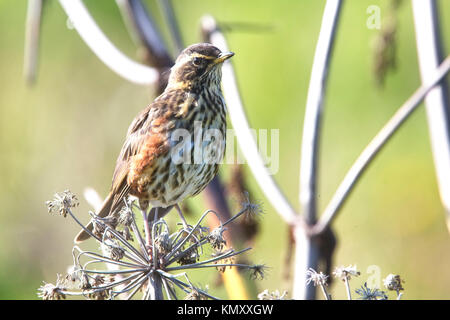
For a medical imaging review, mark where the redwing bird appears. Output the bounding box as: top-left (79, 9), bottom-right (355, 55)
top-left (75, 43), bottom-right (234, 243)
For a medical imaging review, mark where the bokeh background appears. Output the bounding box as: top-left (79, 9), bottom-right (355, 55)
top-left (1, 0), bottom-right (450, 299)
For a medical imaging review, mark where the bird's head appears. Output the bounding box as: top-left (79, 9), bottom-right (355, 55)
top-left (167, 43), bottom-right (234, 90)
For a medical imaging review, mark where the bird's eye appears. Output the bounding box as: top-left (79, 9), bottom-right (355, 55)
top-left (192, 57), bottom-right (203, 66)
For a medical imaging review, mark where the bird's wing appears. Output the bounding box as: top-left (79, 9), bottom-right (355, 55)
top-left (110, 92), bottom-right (179, 209)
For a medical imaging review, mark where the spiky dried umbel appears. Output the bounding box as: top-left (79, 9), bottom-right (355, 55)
top-left (355, 282), bottom-right (388, 300)
top-left (41, 191), bottom-right (265, 300)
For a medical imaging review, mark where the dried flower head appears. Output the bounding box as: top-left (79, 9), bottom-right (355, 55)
top-left (333, 265), bottom-right (360, 281)
top-left (355, 282), bottom-right (388, 300)
top-left (306, 268), bottom-right (329, 287)
top-left (250, 264), bottom-right (268, 280)
top-left (257, 289), bottom-right (288, 300)
top-left (211, 249), bottom-right (235, 273)
top-left (92, 219), bottom-right (107, 238)
top-left (87, 276), bottom-right (110, 300)
top-left (118, 205), bottom-right (134, 227)
top-left (120, 226), bottom-right (133, 241)
top-left (101, 239), bottom-right (125, 261)
top-left (37, 274), bottom-right (67, 300)
top-left (207, 226), bottom-right (227, 250)
top-left (241, 191), bottom-right (264, 220)
top-left (79, 272), bottom-right (92, 290)
top-left (66, 265), bottom-right (81, 283)
top-left (177, 246), bottom-right (200, 266)
top-left (46, 190), bottom-right (79, 217)
top-left (154, 229), bottom-right (172, 256)
top-left (383, 274), bottom-right (404, 292)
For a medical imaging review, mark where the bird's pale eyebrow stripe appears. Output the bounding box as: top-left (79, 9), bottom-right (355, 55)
top-left (190, 53), bottom-right (216, 60)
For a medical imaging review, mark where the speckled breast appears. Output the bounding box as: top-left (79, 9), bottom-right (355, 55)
top-left (147, 90), bottom-right (227, 208)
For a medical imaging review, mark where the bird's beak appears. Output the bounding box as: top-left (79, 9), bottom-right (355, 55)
top-left (215, 51), bottom-right (235, 64)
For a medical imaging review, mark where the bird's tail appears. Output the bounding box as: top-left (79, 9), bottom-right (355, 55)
top-left (74, 191), bottom-right (114, 244)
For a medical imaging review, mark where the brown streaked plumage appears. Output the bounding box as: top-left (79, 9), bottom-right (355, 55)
top-left (75, 43), bottom-right (234, 243)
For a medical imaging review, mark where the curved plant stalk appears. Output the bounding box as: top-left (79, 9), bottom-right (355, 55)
top-left (115, 0), bottom-right (173, 70)
top-left (313, 55), bottom-right (450, 235)
top-left (24, 0), bottom-right (43, 85)
top-left (299, 0), bottom-right (342, 225)
top-left (295, 0), bottom-right (342, 300)
top-left (58, 0), bottom-right (158, 85)
top-left (157, 0), bottom-right (184, 54)
top-left (412, 0), bottom-right (450, 233)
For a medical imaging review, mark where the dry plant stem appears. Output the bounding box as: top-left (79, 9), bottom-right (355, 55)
top-left (58, 0), bottom-right (158, 85)
top-left (412, 0), bottom-right (450, 233)
top-left (115, 0), bottom-right (143, 47)
top-left (140, 208), bottom-right (152, 246)
top-left (147, 273), bottom-right (164, 300)
top-left (157, 0), bottom-right (184, 54)
top-left (319, 284), bottom-right (331, 300)
top-left (116, 0), bottom-right (173, 69)
top-left (140, 206), bottom-right (158, 298)
top-left (175, 204), bottom-right (189, 229)
top-left (313, 54), bottom-right (450, 235)
top-left (344, 277), bottom-right (352, 300)
top-left (299, 0), bottom-right (342, 225)
top-left (296, 0), bottom-right (342, 300)
top-left (201, 15), bottom-right (298, 225)
top-left (24, 0), bottom-right (43, 84)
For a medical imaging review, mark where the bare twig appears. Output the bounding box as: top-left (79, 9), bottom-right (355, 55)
top-left (344, 277), bottom-right (352, 300)
top-left (115, 0), bottom-right (142, 47)
top-left (295, 0), bottom-right (342, 300)
top-left (299, 0), bottom-right (342, 225)
top-left (313, 55), bottom-right (450, 235)
top-left (24, 0), bottom-right (43, 85)
top-left (157, 0), bottom-right (184, 54)
top-left (116, 0), bottom-right (173, 69)
top-left (412, 0), bottom-right (450, 233)
top-left (58, 0), bottom-right (158, 85)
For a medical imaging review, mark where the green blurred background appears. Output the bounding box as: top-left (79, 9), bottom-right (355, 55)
top-left (1, 0), bottom-right (450, 299)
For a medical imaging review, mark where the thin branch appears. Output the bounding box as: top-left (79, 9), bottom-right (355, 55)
top-left (344, 277), bottom-right (352, 300)
top-left (313, 55), bottom-right (450, 235)
top-left (148, 273), bottom-right (164, 300)
top-left (299, 0), bottom-right (342, 225)
top-left (115, 0), bottom-right (144, 47)
top-left (116, 0), bottom-right (173, 69)
top-left (24, 0), bottom-right (43, 85)
top-left (412, 0), bottom-right (450, 233)
top-left (294, 0), bottom-right (342, 301)
top-left (58, 0), bottom-right (159, 85)
top-left (201, 15), bottom-right (298, 225)
top-left (157, 0), bottom-right (184, 54)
